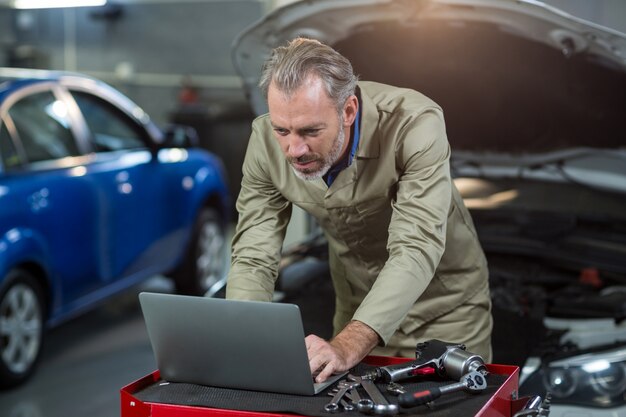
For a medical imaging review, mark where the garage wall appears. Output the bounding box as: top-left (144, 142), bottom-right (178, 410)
top-left (1, 0), bottom-right (624, 124)
top-left (0, 1), bottom-right (265, 126)
top-left (0, 10), bottom-right (13, 65)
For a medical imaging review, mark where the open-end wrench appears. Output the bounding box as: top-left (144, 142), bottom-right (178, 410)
top-left (326, 393), bottom-right (355, 412)
top-left (398, 370), bottom-right (487, 408)
top-left (325, 380), bottom-right (359, 413)
top-left (345, 386), bottom-right (363, 403)
top-left (338, 381), bottom-right (360, 410)
top-left (328, 382), bottom-right (358, 411)
top-left (324, 380), bottom-right (351, 413)
top-left (348, 373), bottom-right (399, 415)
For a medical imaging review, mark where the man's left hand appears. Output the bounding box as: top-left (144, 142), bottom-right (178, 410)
top-left (305, 320), bottom-right (379, 383)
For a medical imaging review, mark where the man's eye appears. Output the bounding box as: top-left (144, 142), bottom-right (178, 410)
top-left (274, 128), bottom-right (288, 136)
top-left (304, 129), bottom-right (320, 136)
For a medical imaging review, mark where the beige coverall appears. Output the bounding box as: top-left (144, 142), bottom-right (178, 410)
top-left (226, 81), bottom-right (493, 361)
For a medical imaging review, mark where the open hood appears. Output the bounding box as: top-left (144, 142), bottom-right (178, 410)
top-left (232, 0), bottom-right (626, 192)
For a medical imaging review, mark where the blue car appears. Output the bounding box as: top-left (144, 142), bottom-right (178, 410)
top-left (0, 68), bottom-right (230, 388)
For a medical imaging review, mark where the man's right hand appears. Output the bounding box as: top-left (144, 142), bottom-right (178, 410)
top-left (305, 320), bottom-right (379, 383)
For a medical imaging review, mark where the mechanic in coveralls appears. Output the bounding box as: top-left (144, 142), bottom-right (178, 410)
top-left (226, 37), bottom-right (493, 383)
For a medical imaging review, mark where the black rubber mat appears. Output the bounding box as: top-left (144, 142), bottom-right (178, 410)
top-left (133, 363), bottom-right (508, 416)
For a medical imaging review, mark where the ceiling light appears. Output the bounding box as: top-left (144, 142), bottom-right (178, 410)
top-left (12, 0), bottom-right (106, 9)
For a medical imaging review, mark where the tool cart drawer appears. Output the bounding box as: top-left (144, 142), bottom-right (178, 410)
top-left (120, 356), bottom-right (521, 417)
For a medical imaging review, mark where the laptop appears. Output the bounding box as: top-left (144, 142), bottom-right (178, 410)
top-left (138, 292), bottom-right (345, 395)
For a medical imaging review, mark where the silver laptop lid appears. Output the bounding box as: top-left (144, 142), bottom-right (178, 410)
top-left (139, 292), bottom-right (338, 395)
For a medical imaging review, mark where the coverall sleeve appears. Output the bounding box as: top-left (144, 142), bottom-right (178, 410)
top-left (225, 122), bottom-right (292, 301)
top-left (352, 109), bottom-right (452, 344)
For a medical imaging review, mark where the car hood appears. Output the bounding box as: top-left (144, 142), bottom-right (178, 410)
top-left (232, 0), bottom-right (626, 193)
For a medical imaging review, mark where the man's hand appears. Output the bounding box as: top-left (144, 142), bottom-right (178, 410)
top-left (305, 320), bottom-right (379, 383)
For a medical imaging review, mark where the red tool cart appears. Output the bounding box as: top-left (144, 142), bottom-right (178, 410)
top-left (121, 356), bottom-right (524, 417)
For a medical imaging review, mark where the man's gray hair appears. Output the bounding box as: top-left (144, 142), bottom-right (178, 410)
top-left (259, 37), bottom-right (358, 111)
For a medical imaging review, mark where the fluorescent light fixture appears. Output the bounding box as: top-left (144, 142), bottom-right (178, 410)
top-left (12, 0), bottom-right (106, 9)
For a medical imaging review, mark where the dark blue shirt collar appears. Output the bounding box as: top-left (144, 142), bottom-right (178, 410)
top-left (324, 99), bottom-right (362, 187)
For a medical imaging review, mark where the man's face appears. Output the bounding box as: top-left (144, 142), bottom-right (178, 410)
top-left (267, 75), bottom-right (355, 180)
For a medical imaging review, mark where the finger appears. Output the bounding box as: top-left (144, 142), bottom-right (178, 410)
top-left (306, 335), bottom-right (328, 361)
top-left (305, 334), bottom-right (320, 350)
top-left (316, 361), bottom-right (337, 383)
top-left (308, 351), bottom-right (328, 376)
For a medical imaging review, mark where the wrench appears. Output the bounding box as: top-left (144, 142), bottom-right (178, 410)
top-left (338, 381), bottom-right (360, 410)
top-left (325, 394), bottom-right (354, 412)
top-left (328, 388), bottom-right (355, 411)
top-left (324, 380), bottom-right (359, 413)
top-left (398, 370), bottom-right (487, 408)
top-left (345, 385), bottom-right (363, 403)
top-left (348, 373), bottom-right (399, 415)
top-left (324, 380), bottom-right (351, 413)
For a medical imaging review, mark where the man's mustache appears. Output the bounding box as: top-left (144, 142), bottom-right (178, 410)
top-left (288, 154), bottom-right (319, 164)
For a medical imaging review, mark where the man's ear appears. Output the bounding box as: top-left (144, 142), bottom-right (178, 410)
top-left (342, 95), bottom-right (359, 127)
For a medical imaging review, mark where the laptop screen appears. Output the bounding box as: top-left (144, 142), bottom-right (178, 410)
top-left (139, 292), bottom-right (340, 395)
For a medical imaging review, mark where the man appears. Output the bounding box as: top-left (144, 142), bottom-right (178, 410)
top-left (226, 38), bottom-right (492, 383)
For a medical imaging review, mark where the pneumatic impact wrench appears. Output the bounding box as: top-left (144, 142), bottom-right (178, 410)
top-left (364, 339), bottom-right (488, 382)
top-left (363, 339), bottom-right (489, 408)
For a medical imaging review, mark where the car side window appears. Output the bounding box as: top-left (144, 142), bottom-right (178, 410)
top-left (0, 120), bottom-right (22, 170)
top-left (72, 91), bottom-right (147, 152)
top-left (8, 91), bottom-right (81, 163)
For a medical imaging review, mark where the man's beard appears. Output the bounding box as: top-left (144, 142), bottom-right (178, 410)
top-left (289, 116), bottom-right (346, 181)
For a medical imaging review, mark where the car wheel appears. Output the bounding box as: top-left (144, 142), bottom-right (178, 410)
top-left (173, 207), bottom-right (227, 296)
top-left (0, 269), bottom-right (45, 389)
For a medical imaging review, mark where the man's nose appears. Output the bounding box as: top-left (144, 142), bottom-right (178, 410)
top-left (287, 136), bottom-right (308, 158)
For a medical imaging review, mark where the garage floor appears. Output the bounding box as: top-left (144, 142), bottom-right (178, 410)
top-left (0, 275), bottom-right (335, 417)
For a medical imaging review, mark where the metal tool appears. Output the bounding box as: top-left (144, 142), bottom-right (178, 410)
top-left (364, 339), bottom-right (487, 382)
top-left (348, 373), bottom-right (399, 415)
top-left (398, 370), bottom-right (487, 408)
top-left (327, 381), bottom-right (360, 411)
top-left (437, 344), bottom-right (488, 380)
top-left (345, 385), bottom-right (363, 403)
top-left (385, 382), bottom-right (406, 396)
top-left (324, 380), bottom-right (354, 413)
top-left (339, 398), bottom-right (355, 412)
top-left (513, 393), bottom-right (551, 417)
top-left (327, 392), bottom-right (356, 412)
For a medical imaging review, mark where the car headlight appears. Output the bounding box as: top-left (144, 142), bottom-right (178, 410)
top-left (520, 345), bottom-right (626, 408)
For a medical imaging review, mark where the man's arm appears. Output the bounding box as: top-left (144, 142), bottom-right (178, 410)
top-left (306, 320), bottom-right (379, 383)
top-left (225, 120), bottom-right (292, 301)
top-left (351, 108), bottom-right (452, 343)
